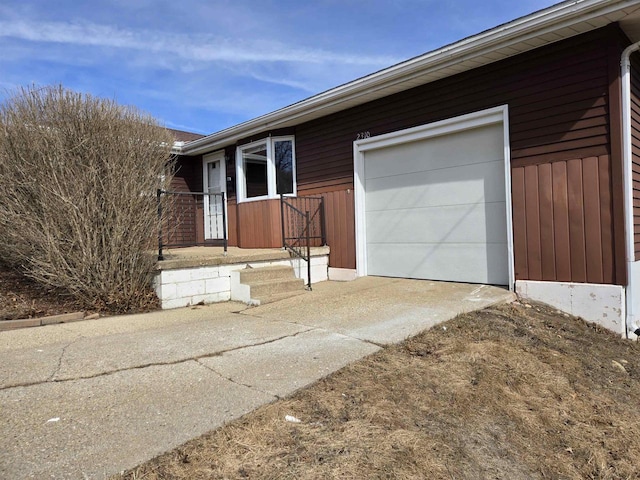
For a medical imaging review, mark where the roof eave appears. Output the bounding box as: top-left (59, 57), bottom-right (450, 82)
top-left (180, 0), bottom-right (639, 156)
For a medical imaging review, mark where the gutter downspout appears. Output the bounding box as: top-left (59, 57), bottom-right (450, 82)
top-left (621, 41), bottom-right (640, 338)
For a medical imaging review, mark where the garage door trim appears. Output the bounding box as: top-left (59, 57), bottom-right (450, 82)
top-left (353, 105), bottom-right (514, 289)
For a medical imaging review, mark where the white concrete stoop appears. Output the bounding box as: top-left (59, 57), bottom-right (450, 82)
top-left (231, 265), bottom-right (306, 306)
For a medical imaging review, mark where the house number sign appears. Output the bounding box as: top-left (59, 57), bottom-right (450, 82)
top-left (356, 131), bottom-right (371, 140)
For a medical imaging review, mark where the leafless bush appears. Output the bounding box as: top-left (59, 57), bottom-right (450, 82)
top-left (0, 85), bottom-right (175, 312)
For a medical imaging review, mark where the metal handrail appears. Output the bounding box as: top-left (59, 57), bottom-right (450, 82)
top-left (157, 189), bottom-right (227, 261)
top-left (280, 194), bottom-right (326, 289)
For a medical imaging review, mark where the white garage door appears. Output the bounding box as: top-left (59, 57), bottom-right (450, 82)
top-left (362, 120), bottom-right (509, 285)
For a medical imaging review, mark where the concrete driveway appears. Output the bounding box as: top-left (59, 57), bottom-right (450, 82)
top-left (0, 277), bottom-right (513, 479)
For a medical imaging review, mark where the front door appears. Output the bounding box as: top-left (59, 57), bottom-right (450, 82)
top-left (203, 152), bottom-right (227, 240)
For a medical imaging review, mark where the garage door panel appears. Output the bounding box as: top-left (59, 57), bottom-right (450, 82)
top-left (365, 202), bottom-right (508, 244)
top-left (365, 124), bottom-right (503, 180)
top-left (362, 117), bottom-right (508, 286)
top-left (365, 160), bottom-right (505, 212)
top-left (366, 243), bottom-right (508, 285)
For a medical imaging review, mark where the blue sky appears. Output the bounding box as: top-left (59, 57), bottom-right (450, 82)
top-left (0, 0), bottom-right (559, 134)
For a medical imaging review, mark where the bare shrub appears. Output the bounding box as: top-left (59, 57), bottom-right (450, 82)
top-left (0, 85), bottom-right (175, 312)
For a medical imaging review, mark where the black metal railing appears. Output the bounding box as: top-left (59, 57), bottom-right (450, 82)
top-left (157, 189), bottom-right (227, 261)
top-left (280, 194), bottom-right (326, 289)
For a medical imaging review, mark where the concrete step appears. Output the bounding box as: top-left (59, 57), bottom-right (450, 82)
top-left (231, 265), bottom-right (307, 306)
top-left (238, 265), bottom-right (296, 283)
top-left (249, 277), bottom-right (305, 299)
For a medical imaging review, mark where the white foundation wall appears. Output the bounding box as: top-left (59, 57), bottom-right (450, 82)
top-left (154, 265), bottom-right (232, 310)
top-left (515, 280), bottom-right (625, 336)
top-left (154, 254), bottom-right (329, 310)
top-left (328, 267), bottom-right (357, 281)
top-left (291, 254), bottom-right (329, 285)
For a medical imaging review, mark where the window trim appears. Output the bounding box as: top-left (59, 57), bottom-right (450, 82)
top-left (236, 136), bottom-right (296, 203)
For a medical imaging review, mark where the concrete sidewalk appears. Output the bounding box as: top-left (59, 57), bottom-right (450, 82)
top-left (0, 277), bottom-right (513, 479)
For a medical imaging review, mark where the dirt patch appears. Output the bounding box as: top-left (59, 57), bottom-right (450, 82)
top-left (0, 266), bottom-right (85, 320)
top-left (114, 302), bottom-right (640, 480)
top-left (0, 265), bottom-right (160, 321)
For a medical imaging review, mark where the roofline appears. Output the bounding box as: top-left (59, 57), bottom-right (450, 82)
top-left (181, 0), bottom-right (637, 156)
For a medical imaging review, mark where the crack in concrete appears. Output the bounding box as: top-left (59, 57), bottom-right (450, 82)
top-left (47, 337), bottom-right (82, 382)
top-left (262, 317), bottom-right (386, 349)
top-left (232, 309), bottom-right (267, 319)
top-left (233, 302), bottom-right (386, 349)
top-left (194, 359), bottom-right (278, 400)
top-left (0, 328), bottom-right (316, 392)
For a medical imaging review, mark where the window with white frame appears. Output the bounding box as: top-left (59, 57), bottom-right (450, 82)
top-left (237, 136), bottom-right (296, 201)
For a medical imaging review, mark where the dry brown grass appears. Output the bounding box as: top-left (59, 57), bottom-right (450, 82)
top-left (115, 302), bottom-right (640, 479)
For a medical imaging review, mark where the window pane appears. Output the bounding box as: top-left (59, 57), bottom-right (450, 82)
top-left (274, 139), bottom-right (294, 195)
top-left (242, 143), bottom-right (268, 198)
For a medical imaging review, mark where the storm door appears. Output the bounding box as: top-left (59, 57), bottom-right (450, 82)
top-left (203, 152), bottom-right (227, 240)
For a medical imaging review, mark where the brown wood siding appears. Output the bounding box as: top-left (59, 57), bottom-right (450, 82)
top-left (227, 199), bottom-right (238, 247)
top-left (511, 155), bottom-right (614, 284)
top-left (236, 199), bottom-right (282, 248)
top-left (163, 156), bottom-right (202, 246)
top-left (296, 34), bottom-right (613, 175)
top-left (289, 25), bottom-right (626, 280)
top-left (170, 154), bottom-right (240, 248)
top-left (223, 147), bottom-right (239, 246)
top-left (631, 51), bottom-right (640, 259)
top-left (233, 191), bottom-right (355, 268)
top-left (172, 156), bottom-right (202, 192)
top-left (608, 36), bottom-right (627, 286)
top-left (302, 189), bottom-right (356, 270)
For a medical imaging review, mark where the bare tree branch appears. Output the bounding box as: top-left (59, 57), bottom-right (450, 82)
top-left (0, 85), bottom-right (175, 312)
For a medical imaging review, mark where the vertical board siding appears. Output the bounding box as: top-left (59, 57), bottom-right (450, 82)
top-left (598, 155), bottom-right (615, 283)
top-left (583, 156), bottom-right (604, 282)
top-left (234, 191), bottom-right (355, 268)
top-left (227, 200), bottom-right (238, 247)
top-left (304, 189), bottom-right (356, 270)
top-left (236, 199), bottom-right (282, 248)
top-left (567, 158), bottom-right (587, 283)
top-left (524, 165), bottom-right (542, 280)
top-left (512, 168), bottom-right (528, 279)
top-left (631, 51), bottom-right (640, 259)
top-left (537, 163), bottom-right (556, 280)
top-left (512, 156), bottom-right (614, 284)
top-left (284, 197), bottom-right (326, 248)
top-left (551, 161), bottom-right (572, 281)
top-left (289, 26), bottom-right (624, 279)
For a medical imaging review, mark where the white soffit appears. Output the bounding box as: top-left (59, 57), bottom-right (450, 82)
top-left (181, 0), bottom-right (640, 156)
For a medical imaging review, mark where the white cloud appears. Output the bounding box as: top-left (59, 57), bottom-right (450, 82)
top-left (244, 73), bottom-right (318, 93)
top-left (0, 19), bottom-right (400, 67)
